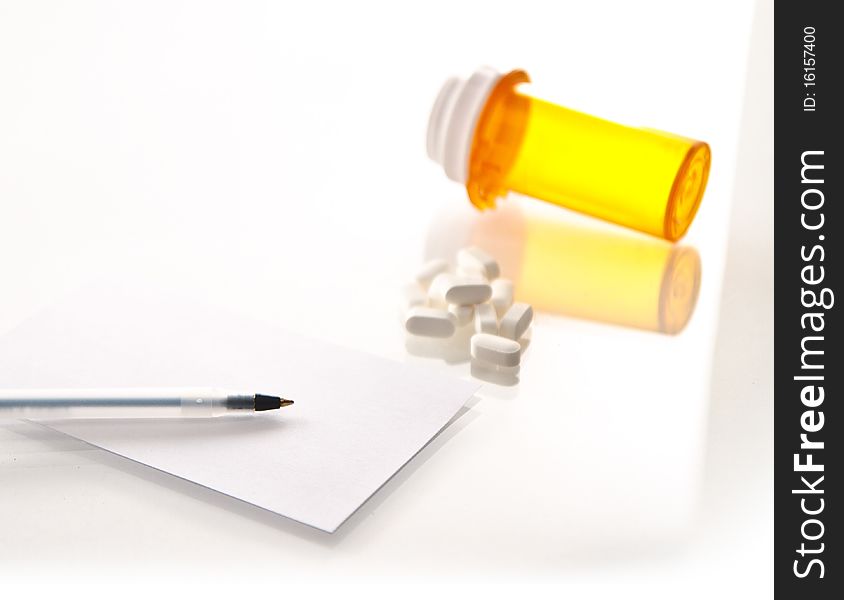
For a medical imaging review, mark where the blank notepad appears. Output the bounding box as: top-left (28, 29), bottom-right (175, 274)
top-left (0, 284), bottom-right (478, 532)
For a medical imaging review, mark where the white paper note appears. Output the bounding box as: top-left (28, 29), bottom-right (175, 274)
top-left (0, 283), bottom-right (478, 532)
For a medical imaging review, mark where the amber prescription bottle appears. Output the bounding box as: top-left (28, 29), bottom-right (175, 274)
top-left (426, 67), bottom-right (711, 241)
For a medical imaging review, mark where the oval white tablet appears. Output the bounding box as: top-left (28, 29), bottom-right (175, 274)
top-left (456, 266), bottom-right (486, 280)
top-left (448, 303), bottom-right (474, 327)
top-left (428, 273), bottom-right (452, 306)
top-left (430, 273), bottom-right (492, 305)
top-left (470, 333), bottom-right (521, 367)
top-left (490, 279), bottom-right (514, 317)
top-left (415, 258), bottom-right (449, 290)
top-left (499, 302), bottom-right (533, 340)
top-left (400, 282), bottom-right (428, 313)
top-left (474, 303), bottom-right (498, 334)
top-left (404, 306), bottom-right (456, 338)
top-left (457, 247), bottom-right (500, 280)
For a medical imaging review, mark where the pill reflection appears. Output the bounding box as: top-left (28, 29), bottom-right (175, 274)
top-left (470, 360), bottom-right (519, 387)
top-left (426, 202), bottom-right (701, 335)
top-left (405, 326), bottom-right (473, 364)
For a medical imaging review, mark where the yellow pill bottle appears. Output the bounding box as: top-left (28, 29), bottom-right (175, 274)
top-left (426, 67), bottom-right (711, 241)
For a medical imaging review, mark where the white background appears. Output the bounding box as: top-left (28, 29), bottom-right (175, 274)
top-left (0, 0), bottom-right (772, 596)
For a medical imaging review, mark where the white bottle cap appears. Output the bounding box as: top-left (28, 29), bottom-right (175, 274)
top-left (426, 67), bottom-right (502, 184)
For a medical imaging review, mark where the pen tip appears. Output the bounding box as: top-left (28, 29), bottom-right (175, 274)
top-left (254, 394), bottom-right (293, 412)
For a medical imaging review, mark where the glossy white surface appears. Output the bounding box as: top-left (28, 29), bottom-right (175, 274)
top-left (0, 0), bottom-right (771, 594)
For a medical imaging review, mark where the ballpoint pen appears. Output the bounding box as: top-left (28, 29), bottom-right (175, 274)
top-left (0, 387), bottom-right (294, 419)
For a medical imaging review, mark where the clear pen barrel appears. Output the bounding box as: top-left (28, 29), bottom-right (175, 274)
top-left (0, 388), bottom-right (246, 419)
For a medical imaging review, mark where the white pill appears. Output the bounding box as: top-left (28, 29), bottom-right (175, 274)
top-left (470, 333), bottom-right (521, 367)
top-left (457, 247), bottom-right (500, 280)
top-left (474, 303), bottom-right (498, 334)
top-left (490, 279), bottom-right (514, 318)
top-left (448, 303), bottom-right (474, 327)
top-left (428, 273), bottom-right (450, 306)
top-left (499, 302), bottom-right (533, 340)
top-left (456, 264), bottom-right (487, 280)
top-left (400, 282), bottom-right (428, 313)
top-left (415, 258), bottom-right (449, 290)
top-left (429, 273), bottom-right (492, 306)
top-left (404, 306), bottom-right (456, 338)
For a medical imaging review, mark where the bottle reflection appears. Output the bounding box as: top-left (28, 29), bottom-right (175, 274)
top-left (426, 201), bottom-right (701, 335)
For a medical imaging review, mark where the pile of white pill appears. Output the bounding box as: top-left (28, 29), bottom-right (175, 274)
top-left (402, 247), bottom-right (534, 378)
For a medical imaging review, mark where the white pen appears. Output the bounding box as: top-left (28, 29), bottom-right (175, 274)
top-left (0, 387), bottom-right (294, 420)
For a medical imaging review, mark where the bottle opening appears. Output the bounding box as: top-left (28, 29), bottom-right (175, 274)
top-left (665, 142), bottom-right (711, 241)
